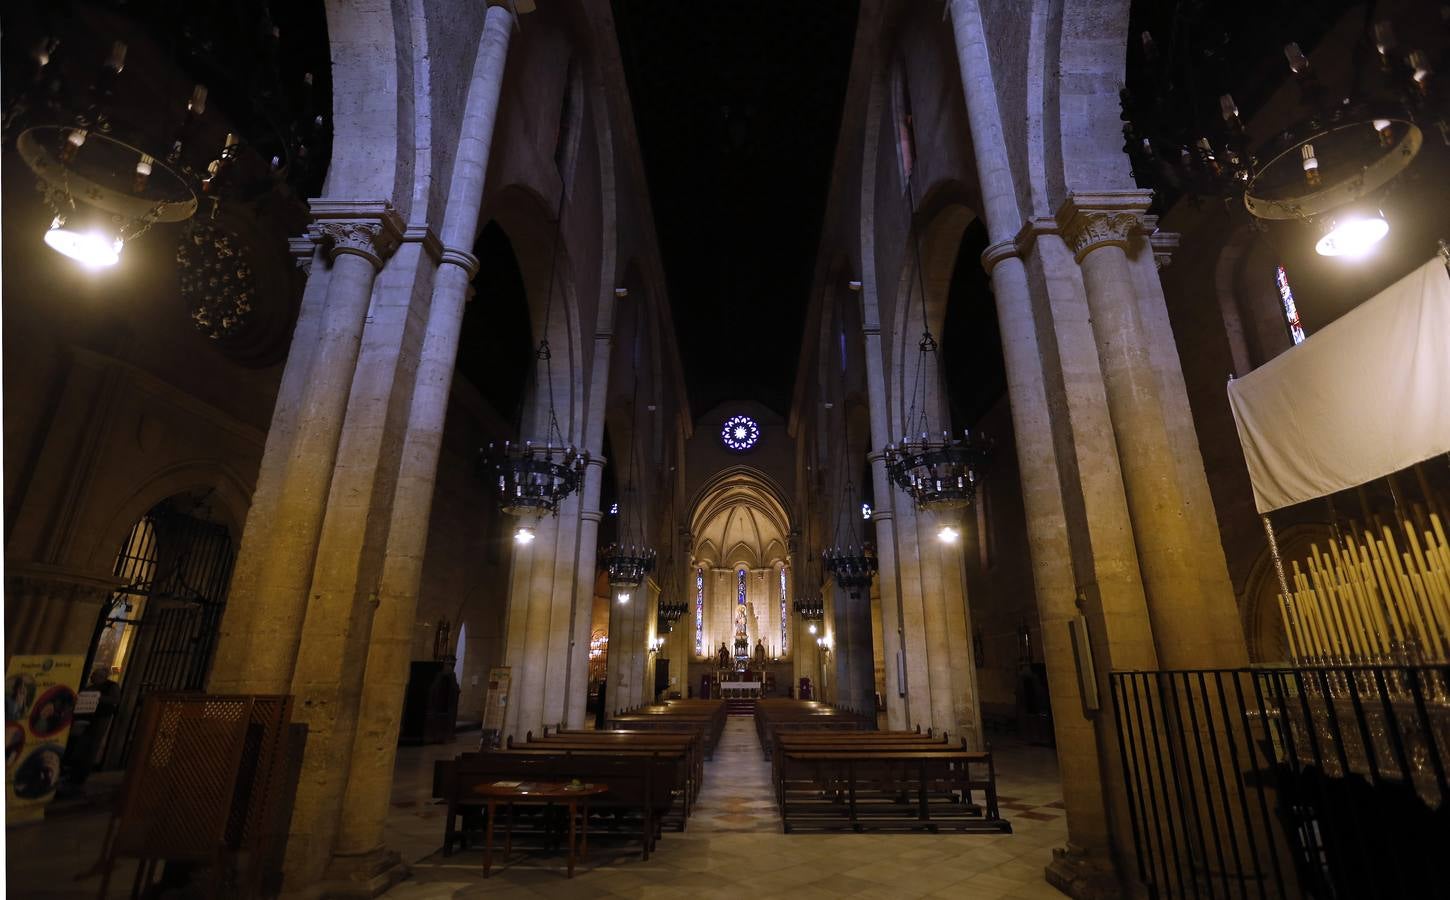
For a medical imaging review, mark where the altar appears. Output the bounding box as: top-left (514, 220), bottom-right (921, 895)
top-left (719, 680), bottom-right (762, 698)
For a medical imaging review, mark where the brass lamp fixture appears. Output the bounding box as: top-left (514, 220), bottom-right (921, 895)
top-left (1122, 12), bottom-right (1446, 256)
top-left (482, 190), bottom-right (587, 538)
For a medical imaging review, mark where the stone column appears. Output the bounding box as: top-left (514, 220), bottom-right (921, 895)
top-left (865, 454), bottom-right (908, 730)
top-left (210, 204), bottom-right (402, 696)
top-left (1057, 195), bottom-right (1245, 669)
top-left (950, 2), bottom-right (1155, 890)
top-left (564, 458), bottom-right (608, 727)
top-left (844, 581), bottom-right (876, 720)
top-left (830, 581), bottom-right (854, 709)
top-left (328, 3), bottom-right (516, 883)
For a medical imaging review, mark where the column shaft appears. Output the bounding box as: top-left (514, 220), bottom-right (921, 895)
top-left (330, 2), bottom-right (515, 870)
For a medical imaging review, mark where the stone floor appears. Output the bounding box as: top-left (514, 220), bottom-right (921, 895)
top-left (381, 718), bottom-right (1070, 899)
top-left (3, 719), bottom-right (1068, 899)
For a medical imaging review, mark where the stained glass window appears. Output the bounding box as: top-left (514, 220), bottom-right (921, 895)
top-left (738, 568), bottom-right (746, 607)
top-left (694, 567), bottom-right (704, 656)
top-left (1276, 265), bottom-right (1306, 345)
top-left (779, 565), bottom-right (790, 654)
top-left (720, 415), bottom-right (760, 451)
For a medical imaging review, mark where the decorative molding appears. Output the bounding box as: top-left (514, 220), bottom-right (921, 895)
top-left (403, 223), bottom-right (445, 262)
top-left (1149, 229), bottom-right (1182, 271)
top-left (288, 236), bottom-right (317, 277)
top-left (1011, 216), bottom-right (1059, 258)
top-left (581, 510), bottom-right (604, 524)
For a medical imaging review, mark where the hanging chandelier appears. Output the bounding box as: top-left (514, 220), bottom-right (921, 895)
top-left (793, 598), bottom-right (825, 621)
top-left (5, 10), bottom-right (328, 272)
top-left (820, 401), bottom-right (879, 599)
top-left (1120, 11), bottom-right (1444, 256)
top-left (881, 173), bottom-right (992, 514)
top-left (656, 600), bottom-right (687, 634)
top-left (483, 191), bottom-right (587, 536)
top-left (598, 293), bottom-right (656, 598)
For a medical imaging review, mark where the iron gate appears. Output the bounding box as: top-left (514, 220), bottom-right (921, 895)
top-left (87, 501), bottom-right (236, 769)
top-left (1110, 666), bottom-right (1450, 899)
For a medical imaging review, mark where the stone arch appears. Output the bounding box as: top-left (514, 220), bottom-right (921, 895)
top-left (480, 184), bottom-right (587, 446)
top-left (321, 0), bottom-right (414, 207)
top-left (1041, 0), bottom-right (1139, 206)
top-left (83, 460), bottom-right (253, 576)
top-left (887, 192), bottom-right (980, 444)
top-left (1241, 522), bottom-right (1333, 663)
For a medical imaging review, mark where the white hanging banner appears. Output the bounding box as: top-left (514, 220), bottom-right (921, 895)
top-left (1227, 256), bottom-right (1450, 514)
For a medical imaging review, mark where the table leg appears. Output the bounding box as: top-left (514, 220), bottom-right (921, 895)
top-left (567, 799), bottom-right (577, 878)
top-left (484, 799), bottom-right (496, 878)
top-left (580, 800), bottom-right (590, 859)
top-left (505, 802), bottom-right (514, 855)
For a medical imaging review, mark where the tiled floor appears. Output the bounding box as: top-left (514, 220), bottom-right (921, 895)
top-left (383, 718), bottom-right (1070, 899)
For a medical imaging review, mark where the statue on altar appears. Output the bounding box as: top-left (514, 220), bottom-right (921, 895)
top-left (716, 641), bottom-right (731, 670)
top-left (753, 639), bottom-right (767, 669)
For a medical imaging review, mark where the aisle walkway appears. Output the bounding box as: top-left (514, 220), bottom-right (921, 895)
top-left (385, 717), bottom-right (1070, 899)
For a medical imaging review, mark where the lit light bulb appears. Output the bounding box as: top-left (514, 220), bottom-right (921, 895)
top-left (617, 591), bottom-right (631, 604)
top-left (937, 525), bottom-right (961, 544)
top-left (1316, 214), bottom-right (1389, 259)
top-left (513, 525), bottom-right (536, 545)
top-left (808, 623), bottom-right (817, 635)
top-left (44, 218), bottom-right (122, 269)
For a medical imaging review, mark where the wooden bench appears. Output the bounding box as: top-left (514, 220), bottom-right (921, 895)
top-left (775, 747), bottom-right (1010, 834)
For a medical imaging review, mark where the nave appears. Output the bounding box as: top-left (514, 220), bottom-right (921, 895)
top-left (383, 716), bottom-right (1068, 900)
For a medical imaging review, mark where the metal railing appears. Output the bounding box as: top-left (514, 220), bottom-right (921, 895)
top-left (1110, 665), bottom-right (1449, 899)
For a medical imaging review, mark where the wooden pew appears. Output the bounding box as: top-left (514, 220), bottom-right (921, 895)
top-left (514, 731), bottom-right (699, 823)
top-left (775, 746), bottom-right (1010, 834)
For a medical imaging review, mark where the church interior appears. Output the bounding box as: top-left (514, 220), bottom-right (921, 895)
top-left (3, 0), bottom-right (1449, 897)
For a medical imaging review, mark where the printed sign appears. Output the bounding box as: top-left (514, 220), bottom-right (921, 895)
top-left (480, 667), bottom-right (511, 748)
top-left (6, 655), bottom-right (85, 823)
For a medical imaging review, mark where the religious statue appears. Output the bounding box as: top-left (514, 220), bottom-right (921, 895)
top-left (753, 639), bottom-right (767, 669)
top-left (716, 641), bottom-right (731, 670)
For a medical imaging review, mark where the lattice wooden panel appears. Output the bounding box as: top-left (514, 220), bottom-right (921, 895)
top-left (111, 694), bottom-right (253, 862)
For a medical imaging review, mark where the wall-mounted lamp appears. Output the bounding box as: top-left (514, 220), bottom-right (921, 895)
top-left (614, 287), bottom-right (629, 298)
top-left (514, 525), bottom-right (536, 545)
top-left (847, 280), bottom-right (862, 292)
top-left (617, 591), bottom-right (632, 604)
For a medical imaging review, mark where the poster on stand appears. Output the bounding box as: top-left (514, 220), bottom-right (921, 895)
top-left (480, 667), bottom-right (511, 749)
top-left (6, 655), bottom-right (85, 823)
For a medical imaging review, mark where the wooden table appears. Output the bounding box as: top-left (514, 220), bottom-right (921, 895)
top-left (471, 781), bottom-right (609, 878)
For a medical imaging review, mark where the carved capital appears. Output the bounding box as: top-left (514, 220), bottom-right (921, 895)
top-left (1058, 212), bottom-right (1142, 262)
top-left (318, 221), bottom-right (399, 268)
top-left (1054, 191), bottom-right (1153, 263)
top-left (307, 199), bottom-right (404, 269)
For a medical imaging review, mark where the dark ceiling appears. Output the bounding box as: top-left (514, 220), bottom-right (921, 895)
top-left (612, 0), bottom-right (859, 419)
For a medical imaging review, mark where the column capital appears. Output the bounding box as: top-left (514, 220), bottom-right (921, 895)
top-left (980, 238), bottom-right (1020, 275)
top-left (439, 247), bottom-right (481, 278)
top-left (1054, 191), bottom-right (1153, 263)
top-left (308, 199), bottom-right (405, 269)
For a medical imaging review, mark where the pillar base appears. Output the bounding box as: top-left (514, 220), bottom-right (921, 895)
top-left (313, 847), bottom-right (410, 899)
top-left (1045, 844), bottom-right (1130, 900)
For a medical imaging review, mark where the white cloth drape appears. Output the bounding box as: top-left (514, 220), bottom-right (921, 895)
top-left (1227, 257), bottom-right (1450, 514)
